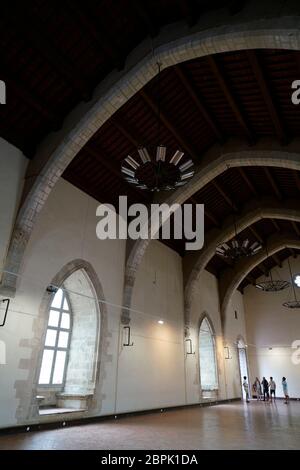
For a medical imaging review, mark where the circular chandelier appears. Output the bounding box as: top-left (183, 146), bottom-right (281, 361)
top-left (216, 238), bottom-right (262, 261)
top-left (256, 279), bottom-right (290, 292)
top-left (255, 244), bottom-right (290, 292)
top-left (283, 258), bottom-right (300, 309)
top-left (121, 146), bottom-right (194, 192)
top-left (294, 274), bottom-right (300, 287)
top-left (121, 61), bottom-right (194, 192)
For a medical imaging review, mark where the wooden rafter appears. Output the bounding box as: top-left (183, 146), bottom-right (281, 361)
top-left (139, 89), bottom-right (199, 161)
top-left (264, 168), bottom-right (282, 200)
top-left (207, 56), bottom-right (254, 143)
top-left (294, 171), bottom-right (300, 192)
top-left (65, 0), bottom-right (124, 70)
top-left (131, 0), bottom-right (159, 37)
top-left (291, 221), bottom-right (300, 237)
top-left (190, 196), bottom-right (219, 226)
top-left (237, 168), bottom-right (258, 197)
top-left (173, 65), bottom-right (224, 142)
top-left (246, 50), bottom-right (287, 144)
top-left (4, 3), bottom-right (91, 101)
top-left (271, 219), bottom-right (280, 232)
top-left (84, 144), bottom-right (148, 202)
top-left (0, 67), bottom-right (60, 130)
top-left (212, 180), bottom-right (238, 211)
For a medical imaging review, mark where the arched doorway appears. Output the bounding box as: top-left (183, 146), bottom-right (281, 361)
top-left (237, 337), bottom-right (250, 400)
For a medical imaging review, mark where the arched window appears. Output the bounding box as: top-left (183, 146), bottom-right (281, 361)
top-left (38, 288), bottom-right (71, 386)
top-left (199, 316), bottom-right (218, 391)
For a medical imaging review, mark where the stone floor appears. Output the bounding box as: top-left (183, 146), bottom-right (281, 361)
top-left (0, 400), bottom-right (299, 450)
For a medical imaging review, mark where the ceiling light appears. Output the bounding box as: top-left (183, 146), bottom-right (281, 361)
top-left (216, 216), bottom-right (263, 261)
top-left (255, 244), bottom-right (290, 292)
top-left (156, 145), bottom-right (166, 162)
top-left (121, 63), bottom-right (194, 192)
top-left (294, 274), bottom-right (300, 288)
top-left (170, 150), bottom-right (184, 165)
top-left (283, 259), bottom-right (300, 309)
top-left (158, 320), bottom-right (164, 325)
top-left (256, 280), bottom-right (290, 292)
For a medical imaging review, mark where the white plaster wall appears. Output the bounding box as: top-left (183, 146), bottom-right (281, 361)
top-left (118, 241), bottom-right (186, 412)
top-left (0, 178), bottom-right (125, 427)
top-left (244, 256), bottom-right (300, 398)
top-left (0, 138), bottom-right (27, 275)
top-left (0, 176), bottom-right (245, 428)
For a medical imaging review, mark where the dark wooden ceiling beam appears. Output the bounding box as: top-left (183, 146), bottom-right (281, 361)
top-left (264, 168), bottom-right (282, 200)
top-left (112, 119), bottom-right (139, 147)
top-left (84, 144), bottom-right (148, 202)
top-left (291, 221), bottom-right (300, 237)
top-left (131, 0), bottom-right (159, 37)
top-left (0, 68), bottom-right (61, 131)
top-left (206, 56), bottom-right (254, 144)
top-left (65, 0), bottom-right (123, 70)
top-left (271, 218), bottom-right (280, 232)
top-left (272, 253), bottom-right (282, 268)
top-left (289, 248), bottom-right (297, 258)
top-left (173, 65), bottom-right (224, 142)
top-left (190, 196), bottom-right (219, 226)
top-left (178, 0), bottom-right (200, 27)
top-left (246, 50), bottom-right (287, 144)
top-left (139, 89), bottom-right (199, 161)
top-left (5, 3), bottom-right (91, 101)
top-left (238, 168), bottom-right (259, 197)
top-left (249, 225), bottom-right (263, 244)
top-left (294, 171), bottom-right (300, 192)
top-left (212, 180), bottom-right (238, 211)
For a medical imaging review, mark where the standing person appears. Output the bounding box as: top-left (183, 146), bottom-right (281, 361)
top-left (243, 376), bottom-right (250, 403)
top-left (254, 377), bottom-right (262, 400)
top-left (282, 377), bottom-right (290, 404)
top-left (262, 377), bottom-right (269, 401)
top-left (269, 377), bottom-right (276, 401)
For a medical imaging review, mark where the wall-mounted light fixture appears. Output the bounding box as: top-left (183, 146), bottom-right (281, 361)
top-left (0, 299), bottom-right (10, 327)
top-left (185, 338), bottom-right (195, 355)
top-left (46, 285), bottom-right (58, 294)
top-left (123, 326), bottom-right (134, 347)
top-left (158, 320), bottom-right (164, 325)
top-left (224, 346), bottom-right (232, 359)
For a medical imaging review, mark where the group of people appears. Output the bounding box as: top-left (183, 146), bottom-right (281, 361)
top-left (242, 376), bottom-right (289, 404)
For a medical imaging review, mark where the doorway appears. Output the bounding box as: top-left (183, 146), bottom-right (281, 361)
top-left (237, 338), bottom-right (250, 399)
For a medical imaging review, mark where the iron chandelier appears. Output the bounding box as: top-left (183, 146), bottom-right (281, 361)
top-left (121, 62), bottom-right (194, 192)
top-left (255, 245), bottom-right (290, 292)
top-left (216, 218), bottom-right (262, 261)
top-left (283, 258), bottom-right (300, 309)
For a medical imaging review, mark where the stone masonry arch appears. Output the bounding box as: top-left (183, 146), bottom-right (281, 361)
top-left (183, 197), bottom-right (300, 332)
top-left (219, 235), bottom-right (300, 325)
top-left (3, 13), bottom-right (300, 296)
top-left (123, 140), bottom-right (300, 324)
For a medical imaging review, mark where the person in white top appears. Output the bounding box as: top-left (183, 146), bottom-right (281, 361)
top-left (269, 377), bottom-right (276, 401)
top-left (243, 376), bottom-right (250, 403)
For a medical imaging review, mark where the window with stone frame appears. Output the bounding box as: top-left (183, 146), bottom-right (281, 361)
top-left (199, 316), bottom-right (218, 391)
top-left (38, 288), bottom-right (71, 386)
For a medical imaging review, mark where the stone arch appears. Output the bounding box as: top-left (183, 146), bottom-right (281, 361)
top-left (184, 197), bottom-right (300, 330)
top-left (123, 140), bottom-right (300, 324)
top-left (220, 235), bottom-right (300, 323)
top-left (15, 259), bottom-right (109, 424)
top-left (3, 13), bottom-right (300, 295)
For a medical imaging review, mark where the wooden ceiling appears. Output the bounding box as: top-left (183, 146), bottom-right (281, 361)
top-left (63, 48), bottom-right (300, 290)
top-left (0, 0), bottom-right (243, 156)
top-left (0, 1), bottom-right (299, 291)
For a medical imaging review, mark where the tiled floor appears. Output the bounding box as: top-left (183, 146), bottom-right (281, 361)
top-left (0, 401), bottom-right (299, 450)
